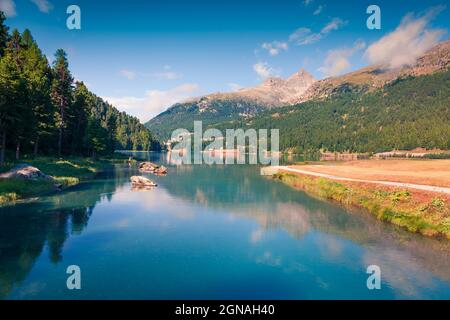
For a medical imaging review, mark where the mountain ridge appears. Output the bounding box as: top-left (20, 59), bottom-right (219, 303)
top-left (182, 67), bottom-right (317, 107)
top-left (295, 38), bottom-right (450, 104)
top-left (145, 38), bottom-right (450, 140)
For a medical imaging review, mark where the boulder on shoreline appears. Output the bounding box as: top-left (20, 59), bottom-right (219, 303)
top-left (0, 164), bottom-right (54, 181)
top-left (0, 164), bottom-right (62, 190)
top-left (130, 175), bottom-right (157, 188)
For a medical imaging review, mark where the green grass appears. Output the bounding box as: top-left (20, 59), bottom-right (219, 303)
top-left (274, 173), bottom-right (450, 239)
top-left (0, 156), bottom-right (117, 206)
top-left (424, 153), bottom-right (450, 159)
top-left (0, 178), bottom-right (55, 203)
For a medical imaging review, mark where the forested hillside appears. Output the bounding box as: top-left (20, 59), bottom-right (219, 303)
top-left (147, 97), bottom-right (267, 140)
top-left (0, 12), bottom-right (159, 164)
top-left (214, 69), bottom-right (450, 153)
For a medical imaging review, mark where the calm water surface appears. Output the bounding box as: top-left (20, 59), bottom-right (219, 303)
top-left (1, 152), bottom-right (450, 299)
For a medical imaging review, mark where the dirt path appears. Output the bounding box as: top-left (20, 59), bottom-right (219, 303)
top-left (276, 166), bottom-right (450, 195)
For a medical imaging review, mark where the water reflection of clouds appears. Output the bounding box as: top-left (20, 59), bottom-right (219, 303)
top-left (110, 184), bottom-right (197, 221)
top-left (253, 249), bottom-right (334, 294)
top-left (114, 218), bottom-right (130, 229)
top-left (235, 199), bottom-right (450, 298)
top-left (225, 213), bottom-right (237, 222)
top-left (100, 157), bottom-right (450, 298)
top-left (256, 251), bottom-right (282, 267)
top-left (313, 234), bottom-right (346, 262)
top-left (362, 247), bottom-right (437, 299)
top-left (250, 229), bottom-right (265, 244)
top-left (239, 202), bottom-right (311, 240)
top-left (15, 281), bottom-right (46, 298)
top-left (195, 188), bottom-right (208, 205)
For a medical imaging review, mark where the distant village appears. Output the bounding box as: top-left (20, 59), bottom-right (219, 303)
top-left (319, 148), bottom-right (450, 161)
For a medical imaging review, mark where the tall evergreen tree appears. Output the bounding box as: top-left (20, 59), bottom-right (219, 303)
top-left (85, 117), bottom-right (108, 158)
top-left (0, 11), bottom-right (9, 57)
top-left (51, 49), bottom-right (73, 156)
top-left (21, 30), bottom-right (54, 156)
top-left (4, 29), bottom-right (30, 160)
top-left (0, 31), bottom-right (27, 162)
top-left (69, 81), bottom-right (90, 155)
top-left (0, 21), bottom-right (159, 162)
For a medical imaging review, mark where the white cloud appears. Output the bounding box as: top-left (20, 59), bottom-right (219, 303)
top-left (289, 28), bottom-right (322, 45)
top-left (0, 0), bottom-right (16, 17)
top-left (148, 71), bottom-right (182, 80)
top-left (313, 5), bottom-right (323, 15)
top-left (228, 83), bottom-right (243, 92)
top-left (146, 65), bottom-right (182, 79)
top-left (261, 41), bottom-right (288, 56)
top-left (253, 61), bottom-right (279, 79)
top-left (102, 83), bottom-right (200, 122)
top-left (303, 0), bottom-right (314, 6)
top-left (30, 0), bottom-right (52, 13)
top-left (289, 17), bottom-right (346, 45)
top-left (321, 17), bottom-right (347, 34)
top-left (120, 66), bottom-right (182, 80)
top-left (120, 69), bottom-right (136, 80)
top-left (318, 40), bottom-right (366, 77)
top-left (365, 6), bottom-right (446, 69)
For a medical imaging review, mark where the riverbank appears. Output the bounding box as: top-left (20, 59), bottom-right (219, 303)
top-left (0, 156), bottom-right (126, 206)
top-left (272, 166), bottom-right (450, 238)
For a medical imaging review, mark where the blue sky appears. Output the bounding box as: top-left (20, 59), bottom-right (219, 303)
top-left (1, 0), bottom-right (449, 121)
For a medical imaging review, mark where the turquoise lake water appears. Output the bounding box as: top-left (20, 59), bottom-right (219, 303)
top-left (1, 152), bottom-right (450, 299)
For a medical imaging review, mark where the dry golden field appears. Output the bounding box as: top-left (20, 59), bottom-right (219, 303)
top-left (291, 159), bottom-right (450, 188)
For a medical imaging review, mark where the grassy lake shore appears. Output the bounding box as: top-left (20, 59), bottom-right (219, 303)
top-left (273, 170), bottom-right (450, 239)
top-left (0, 156), bottom-right (128, 206)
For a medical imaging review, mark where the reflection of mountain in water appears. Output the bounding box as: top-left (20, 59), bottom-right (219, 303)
top-left (2, 154), bottom-right (450, 299)
top-left (0, 167), bottom-right (130, 299)
top-left (131, 154), bottom-right (450, 286)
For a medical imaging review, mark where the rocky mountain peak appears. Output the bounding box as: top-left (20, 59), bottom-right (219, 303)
top-left (287, 68), bottom-right (314, 81)
top-left (285, 68), bottom-right (316, 90)
top-left (262, 77), bottom-right (285, 87)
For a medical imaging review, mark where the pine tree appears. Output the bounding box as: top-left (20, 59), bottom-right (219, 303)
top-left (51, 49), bottom-right (73, 156)
top-left (3, 29), bottom-right (30, 160)
top-left (69, 81), bottom-right (90, 155)
top-left (21, 30), bottom-right (54, 156)
top-left (0, 37), bottom-right (27, 162)
top-left (0, 21), bottom-right (159, 161)
top-left (85, 117), bottom-right (108, 158)
top-left (0, 11), bottom-right (9, 57)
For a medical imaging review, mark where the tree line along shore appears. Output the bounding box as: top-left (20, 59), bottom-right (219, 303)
top-left (0, 12), bottom-right (159, 164)
top-left (0, 11), bottom-right (160, 205)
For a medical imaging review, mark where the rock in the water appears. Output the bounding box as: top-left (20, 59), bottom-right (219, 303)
top-left (154, 165), bottom-right (168, 175)
top-left (138, 161), bottom-right (159, 173)
top-left (0, 164), bottom-right (53, 181)
top-left (130, 175), bottom-right (157, 187)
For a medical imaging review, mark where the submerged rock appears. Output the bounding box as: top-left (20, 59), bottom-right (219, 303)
top-left (130, 175), bottom-right (157, 187)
